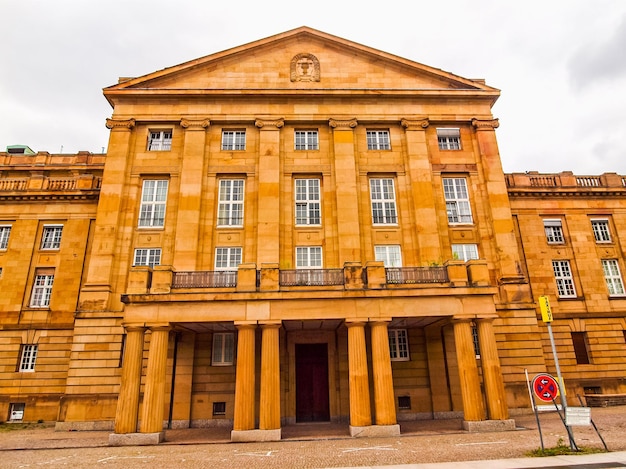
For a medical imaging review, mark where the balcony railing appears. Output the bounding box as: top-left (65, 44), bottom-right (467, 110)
top-left (172, 271), bottom-right (237, 288)
top-left (386, 267), bottom-right (448, 284)
top-left (279, 269), bottom-right (345, 287)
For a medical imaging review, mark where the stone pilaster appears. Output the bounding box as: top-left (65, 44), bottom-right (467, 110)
top-left (113, 325), bottom-right (145, 434)
top-left (140, 325), bottom-right (171, 435)
top-left (452, 318), bottom-right (485, 422)
top-left (329, 118), bottom-right (361, 265)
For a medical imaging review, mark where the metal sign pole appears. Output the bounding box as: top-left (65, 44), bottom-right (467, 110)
top-left (525, 369), bottom-right (544, 450)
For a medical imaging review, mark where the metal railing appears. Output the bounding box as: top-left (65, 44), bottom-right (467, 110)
top-left (172, 271), bottom-right (237, 288)
top-left (386, 267), bottom-right (448, 284)
top-left (279, 269), bottom-right (344, 287)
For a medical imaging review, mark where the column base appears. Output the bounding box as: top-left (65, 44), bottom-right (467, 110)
top-left (108, 431), bottom-right (165, 446)
top-left (231, 428), bottom-right (281, 442)
top-left (349, 424), bottom-right (400, 438)
top-left (462, 419), bottom-right (516, 432)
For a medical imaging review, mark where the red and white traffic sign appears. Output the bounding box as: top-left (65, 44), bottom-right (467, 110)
top-left (532, 373), bottom-right (559, 402)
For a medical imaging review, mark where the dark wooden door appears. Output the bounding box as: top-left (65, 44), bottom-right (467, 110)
top-left (295, 343), bottom-right (330, 422)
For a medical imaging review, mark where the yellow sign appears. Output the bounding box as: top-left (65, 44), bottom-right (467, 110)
top-left (539, 296), bottom-right (553, 323)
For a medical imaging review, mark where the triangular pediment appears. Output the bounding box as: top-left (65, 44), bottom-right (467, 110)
top-left (104, 27), bottom-right (498, 105)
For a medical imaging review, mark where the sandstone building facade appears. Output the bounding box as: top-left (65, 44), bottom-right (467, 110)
top-left (1, 27), bottom-right (625, 441)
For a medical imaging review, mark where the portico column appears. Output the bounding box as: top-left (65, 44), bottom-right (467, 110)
top-left (140, 325), bottom-right (171, 434)
top-left (452, 318), bottom-right (485, 422)
top-left (346, 321), bottom-right (371, 428)
top-left (476, 318), bottom-right (509, 420)
top-left (370, 321), bottom-right (397, 426)
top-left (114, 325), bottom-right (145, 434)
top-left (259, 322), bottom-right (281, 433)
top-left (232, 323), bottom-right (257, 431)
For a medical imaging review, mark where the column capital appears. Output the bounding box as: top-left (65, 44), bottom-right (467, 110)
top-left (369, 318), bottom-right (392, 325)
top-left (180, 117), bottom-right (210, 130)
top-left (345, 319), bottom-right (368, 328)
top-left (255, 117), bottom-right (284, 129)
top-left (146, 323), bottom-right (171, 333)
top-left (235, 322), bottom-right (258, 331)
top-left (106, 118), bottom-right (135, 131)
top-left (122, 324), bottom-right (147, 333)
top-left (260, 321), bottom-right (282, 329)
top-left (474, 315), bottom-right (498, 322)
top-left (471, 118), bottom-right (499, 131)
top-left (329, 117), bottom-right (357, 129)
top-left (401, 117), bottom-right (429, 130)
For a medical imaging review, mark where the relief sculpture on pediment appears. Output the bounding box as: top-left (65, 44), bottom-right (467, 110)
top-left (290, 53), bottom-right (320, 82)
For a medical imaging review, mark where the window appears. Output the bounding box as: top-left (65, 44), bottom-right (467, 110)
top-left (215, 247), bottom-right (242, 270)
top-left (19, 344), bottom-right (38, 372)
top-left (366, 130), bottom-right (390, 150)
top-left (437, 128), bottom-right (461, 150)
top-left (138, 180), bottom-right (169, 228)
top-left (452, 244), bottom-right (479, 262)
top-left (217, 179), bottom-right (244, 226)
top-left (591, 219), bottom-right (611, 243)
top-left (552, 260), bottom-right (576, 298)
top-left (571, 332), bottom-right (590, 364)
top-left (9, 403), bottom-right (25, 421)
top-left (212, 332), bottom-right (234, 365)
top-left (370, 178), bottom-right (397, 224)
top-left (295, 179), bottom-right (321, 225)
top-left (30, 273), bottom-right (54, 307)
top-left (133, 248), bottom-right (162, 268)
top-left (388, 329), bottom-right (409, 361)
top-left (213, 402), bottom-right (226, 416)
top-left (147, 130), bottom-right (172, 151)
top-left (544, 219), bottom-right (564, 244)
top-left (443, 178), bottom-right (473, 224)
top-left (295, 130), bottom-right (319, 150)
top-left (40, 225), bottom-right (63, 250)
top-left (471, 324), bottom-right (480, 358)
top-left (296, 246), bottom-right (322, 268)
top-left (375, 245), bottom-right (402, 267)
top-left (0, 225), bottom-right (11, 250)
top-left (602, 259), bottom-right (625, 296)
top-left (221, 130), bottom-right (246, 151)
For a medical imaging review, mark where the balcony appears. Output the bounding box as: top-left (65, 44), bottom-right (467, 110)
top-left (279, 269), bottom-right (345, 287)
top-left (386, 267), bottom-right (448, 284)
top-left (172, 271), bottom-right (237, 288)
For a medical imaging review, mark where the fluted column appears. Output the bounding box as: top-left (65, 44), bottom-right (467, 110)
top-left (114, 325), bottom-right (145, 434)
top-left (346, 321), bottom-right (371, 427)
top-left (232, 323), bottom-right (257, 431)
top-left (259, 322), bottom-right (281, 430)
top-left (476, 318), bottom-right (509, 420)
top-left (370, 321), bottom-right (397, 425)
top-left (140, 325), bottom-right (171, 433)
top-left (452, 318), bottom-right (485, 421)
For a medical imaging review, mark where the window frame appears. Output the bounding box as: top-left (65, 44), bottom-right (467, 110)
top-left (40, 225), bottom-right (63, 250)
top-left (147, 129), bottom-right (172, 151)
top-left (375, 245), bottom-right (402, 267)
top-left (388, 329), bottom-right (409, 361)
top-left (212, 332), bottom-right (235, 366)
top-left (217, 179), bottom-right (245, 227)
top-left (443, 177), bottom-right (473, 224)
top-left (29, 273), bottom-right (54, 308)
top-left (295, 246), bottom-right (323, 269)
top-left (133, 248), bottom-right (162, 268)
top-left (591, 219), bottom-right (611, 243)
top-left (544, 219), bottom-right (565, 244)
top-left (138, 179), bottom-right (169, 228)
top-left (451, 244), bottom-right (479, 262)
top-left (369, 178), bottom-right (398, 225)
top-left (221, 130), bottom-right (246, 151)
top-left (295, 178), bottom-right (321, 226)
top-left (601, 259), bottom-right (626, 297)
top-left (294, 130), bottom-right (319, 151)
top-left (437, 128), bottom-right (461, 150)
top-left (366, 130), bottom-right (391, 150)
top-left (19, 344), bottom-right (38, 372)
top-left (214, 247), bottom-right (242, 271)
top-left (552, 260), bottom-right (577, 298)
top-left (0, 225), bottom-right (12, 250)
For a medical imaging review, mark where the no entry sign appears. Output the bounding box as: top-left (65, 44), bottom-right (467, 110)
top-left (532, 373), bottom-right (559, 402)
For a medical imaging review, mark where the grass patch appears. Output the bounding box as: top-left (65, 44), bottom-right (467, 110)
top-left (527, 438), bottom-right (607, 457)
top-left (0, 421), bottom-right (50, 432)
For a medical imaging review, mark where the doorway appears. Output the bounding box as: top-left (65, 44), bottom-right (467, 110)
top-left (295, 343), bottom-right (330, 422)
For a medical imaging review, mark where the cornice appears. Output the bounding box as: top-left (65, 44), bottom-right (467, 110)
top-left (0, 192), bottom-right (100, 202)
top-left (328, 118), bottom-right (358, 129)
top-left (255, 117), bottom-right (284, 129)
top-left (105, 118), bottom-right (135, 130)
top-left (401, 118), bottom-right (429, 130)
top-left (508, 189), bottom-right (626, 198)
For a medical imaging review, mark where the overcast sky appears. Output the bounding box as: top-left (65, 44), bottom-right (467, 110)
top-left (2, 1), bottom-right (625, 175)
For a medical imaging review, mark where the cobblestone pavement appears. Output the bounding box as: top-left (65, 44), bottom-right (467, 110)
top-left (1, 406), bottom-right (625, 468)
